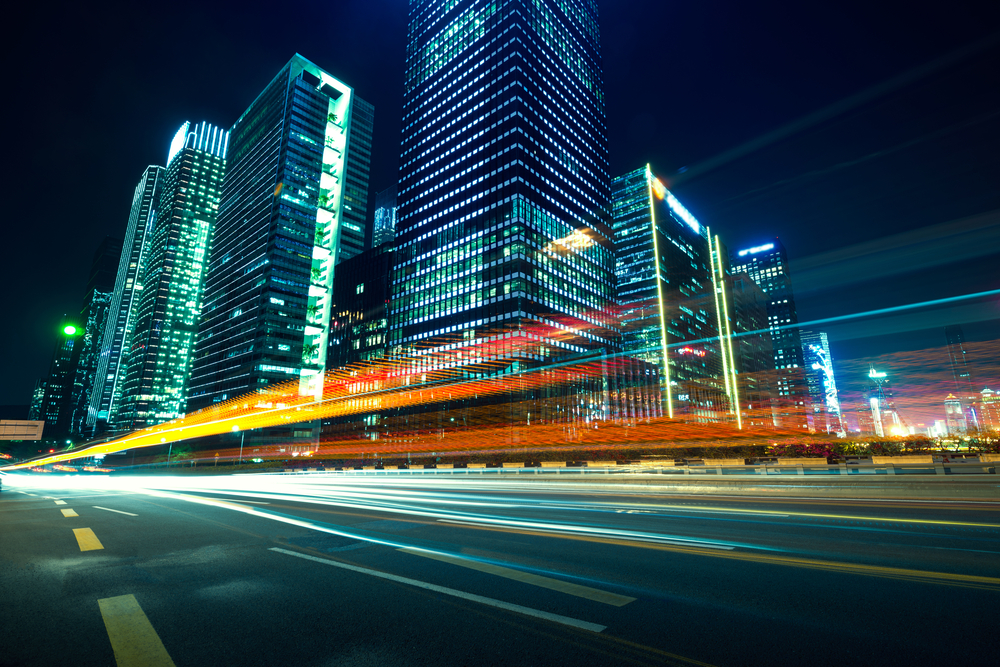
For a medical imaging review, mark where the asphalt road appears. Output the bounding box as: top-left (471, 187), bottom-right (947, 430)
top-left (1, 472), bottom-right (998, 667)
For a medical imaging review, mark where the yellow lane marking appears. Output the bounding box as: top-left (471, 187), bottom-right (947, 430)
top-left (54, 500), bottom-right (67, 505)
top-left (610, 502), bottom-right (1000, 529)
top-left (399, 548), bottom-right (635, 607)
top-left (98, 594), bottom-right (176, 667)
top-left (447, 521), bottom-right (1000, 592)
top-left (61, 509), bottom-right (78, 517)
top-left (73, 527), bottom-right (104, 551)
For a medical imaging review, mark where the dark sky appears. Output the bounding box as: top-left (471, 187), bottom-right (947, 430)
top-left (4, 0), bottom-right (999, 423)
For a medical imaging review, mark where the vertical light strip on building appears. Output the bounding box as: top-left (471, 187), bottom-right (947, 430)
top-left (714, 233), bottom-right (741, 429)
top-left (645, 165), bottom-right (672, 418)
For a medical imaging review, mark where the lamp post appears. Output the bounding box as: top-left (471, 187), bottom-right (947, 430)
top-left (238, 431), bottom-right (245, 465)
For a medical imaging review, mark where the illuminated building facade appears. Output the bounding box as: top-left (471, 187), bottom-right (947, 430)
top-left (113, 122), bottom-right (228, 431)
top-left (612, 166), bottom-right (739, 424)
top-left (88, 165), bottom-right (164, 435)
top-left (730, 239), bottom-right (808, 429)
top-left (390, 0), bottom-right (617, 401)
top-left (978, 388), bottom-right (1000, 432)
top-left (944, 393), bottom-right (966, 436)
top-left (188, 55), bottom-right (372, 410)
top-left (372, 185), bottom-right (397, 248)
top-left (800, 330), bottom-right (844, 435)
top-left (68, 236), bottom-right (123, 437)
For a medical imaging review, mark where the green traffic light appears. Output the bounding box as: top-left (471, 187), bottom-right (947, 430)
top-left (63, 325), bottom-right (78, 336)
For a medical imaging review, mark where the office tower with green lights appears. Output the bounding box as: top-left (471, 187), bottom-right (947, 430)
top-left (188, 55), bottom-right (372, 410)
top-left (113, 122), bottom-right (228, 431)
top-left (391, 0), bottom-right (617, 413)
top-left (37, 319), bottom-right (86, 441)
top-left (612, 165), bottom-right (739, 424)
top-left (88, 165), bottom-right (164, 435)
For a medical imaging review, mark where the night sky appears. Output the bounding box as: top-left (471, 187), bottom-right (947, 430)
top-left (4, 0), bottom-right (999, 426)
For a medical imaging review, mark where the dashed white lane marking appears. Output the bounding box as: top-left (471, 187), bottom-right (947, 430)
top-left (61, 509), bottom-right (79, 517)
top-left (54, 500), bottom-right (67, 505)
top-left (93, 506), bottom-right (138, 517)
top-left (269, 547), bottom-right (607, 632)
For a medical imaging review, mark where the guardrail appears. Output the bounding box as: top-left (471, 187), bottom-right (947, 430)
top-left (277, 457), bottom-right (999, 476)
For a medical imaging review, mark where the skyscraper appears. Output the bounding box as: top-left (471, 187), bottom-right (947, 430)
top-left (731, 239), bottom-right (808, 429)
top-left (113, 122), bottom-right (228, 431)
top-left (944, 324), bottom-right (979, 431)
top-left (978, 388), bottom-right (1000, 432)
top-left (88, 166), bottom-right (164, 434)
top-left (328, 243), bottom-right (394, 368)
top-left (944, 393), bottom-right (967, 436)
top-left (37, 318), bottom-right (85, 440)
top-left (800, 330), bottom-right (844, 435)
top-left (340, 98), bottom-right (374, 262)
top-left (68, 236), bottom-right (123, 437)
top-left (188, 55), bottom-right (372, 410)
top-left (612, 166), bottom-right (738, 423)
top-left (372, 185), bottom-right (398, 248)
top-left (391, 0), bottom-right (616, 387)
top-left (865, 366), bottom-right (902, 437)
top-left (730, 274), bottom-right (776, 429)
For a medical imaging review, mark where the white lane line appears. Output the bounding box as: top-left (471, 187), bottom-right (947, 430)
top-left (269, 547), bottom-right (606, 633)
top-left (93, 506), bottom-right (138, 516)
top-left (438, 519), bottom-right (735, 551)
top-left (54, 500), bottom-right (67, 505)
top-left (196, 497), bottom-right (270, 504)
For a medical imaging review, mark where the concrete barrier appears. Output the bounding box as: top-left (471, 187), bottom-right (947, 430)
top-left (978, 454), bottom-right (1000, 462)
top-left (775, 457), bottom-right (827, 465)
top-left (502, 462), bottom-right (524, 468)
top-left (872, 455), bottom-right (934, 464)
top-left (540, 462), bottom-right (566, 468)
top-left (467, 463), bottom-right (486, 469)
top-left (699, 459), bottom-right (745, 466)
top-left (586, 461), bottom-right (617, 467)
top-left (437, 463), bottom-right (454, 469)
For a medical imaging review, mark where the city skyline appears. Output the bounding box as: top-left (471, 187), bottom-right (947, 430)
top-left (0, 0), bottom-right (996, 414)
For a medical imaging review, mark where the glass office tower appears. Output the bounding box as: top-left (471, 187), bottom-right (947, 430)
top-left (68, 236), bottom-right (123, 437)
top-left (188, 55), bottom-right (372, 410)
top-left (731, 239), bottom-right (809, 429)
top-left (612, 165), bottom-right (739, 424)
top-left (391, 0), bottom-right (616, 381)
top-left (372, 185), bottom-right (397, 248)
top-left (113, 122), bottom-right (228, 430)
top-left (340, 98), bottom-right (374, 261)
top-left (88, 166), bottom-right (164, 435)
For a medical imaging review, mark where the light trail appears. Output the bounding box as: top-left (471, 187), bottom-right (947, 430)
top-left (9, 472), bottom-right (997, 593)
